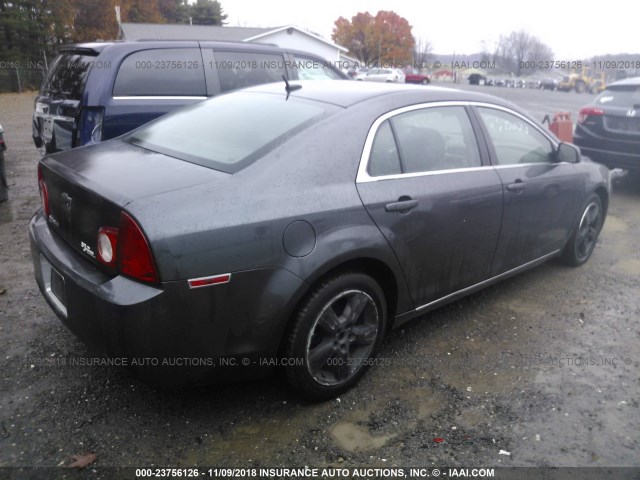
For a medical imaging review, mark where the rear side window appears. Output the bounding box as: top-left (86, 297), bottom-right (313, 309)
top-left (595, 86), bottom-right (640, 107)
top-left (214, 51), bottom-right (287, 93)
top-left (113, 48), bottom-right (206, 96)
top-left (41, 53), bottom-right (97, 100)
top-left (367, 106), bottom-right (481, 176)
top-left (368, 121), bottom-right (401, 176)
top-left (126, 92), bottom-right (335, 173)
top-left (294, 56), bottom-right (343, 80)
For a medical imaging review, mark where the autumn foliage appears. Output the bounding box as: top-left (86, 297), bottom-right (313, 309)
top-left (332, 11), bottom-right (415, 66)
top-left (0, 0), bottom-right (227, 61)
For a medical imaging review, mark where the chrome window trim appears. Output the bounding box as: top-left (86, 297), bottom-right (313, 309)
top-left (112, 96), bottom-right (208, 100)
top-left (356, 101), bottom-right (561, 184)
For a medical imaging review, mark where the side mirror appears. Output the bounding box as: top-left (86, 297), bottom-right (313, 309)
top-left (556, 142), bottom-right (581, 164)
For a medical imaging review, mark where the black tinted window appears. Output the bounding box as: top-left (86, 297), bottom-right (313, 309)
top-left (126, 92), bottom-right (334, 173)
top-left (113, 49), bottom-right (205, 96)
top-left (41, 54), bottom-right (97, 100)
top-left (214, 51), bottom-right (287, 93)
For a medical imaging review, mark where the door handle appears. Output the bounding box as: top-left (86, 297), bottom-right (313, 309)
top-left (506, 180), bottom-right (525, 193)
top-left (385, 197), bottom-right (418, 213)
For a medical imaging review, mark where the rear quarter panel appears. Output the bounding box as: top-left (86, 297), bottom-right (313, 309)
top-left (126, 101), bottom-right (415, 315)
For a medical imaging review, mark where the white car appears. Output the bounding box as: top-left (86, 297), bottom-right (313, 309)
top-left (361, 68), bottom-right (406, 83)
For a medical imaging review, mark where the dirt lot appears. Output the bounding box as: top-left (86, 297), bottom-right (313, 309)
top-left (0, 87), bottom-right (638, 475)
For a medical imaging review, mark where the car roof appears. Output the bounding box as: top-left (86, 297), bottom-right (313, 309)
top-left (607, 76), bottom-right (640, 87)
top-left (245, 80), bottom-right (519, 110)
top-left (58, 40), bottom-right (299, 55)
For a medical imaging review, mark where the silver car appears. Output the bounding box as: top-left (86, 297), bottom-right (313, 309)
top-left (362, 68), bottom-right (406, 83)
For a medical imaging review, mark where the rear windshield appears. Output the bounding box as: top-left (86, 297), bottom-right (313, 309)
top-left (126, 91), bottom-right (335, 173)
top-left (595, 85), bottom-right (640, 108)
top-left (40, 53), bottom-right (98, 100)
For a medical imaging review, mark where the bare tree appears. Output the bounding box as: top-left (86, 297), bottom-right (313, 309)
top-left (491, 30), bottom-right (554, 76)
top-left (413, 36), bottom-right (432, 69)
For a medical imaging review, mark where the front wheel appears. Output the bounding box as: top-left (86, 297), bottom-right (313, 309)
top-left (284, 272), bottom-right (387, 400)
top-left (562, 194), bottom-right (604, 266)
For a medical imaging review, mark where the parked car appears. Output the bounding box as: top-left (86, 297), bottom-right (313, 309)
top-left (468, 73), bottom-right (487, 85)
top-left (540, 78), bottom-right (559, 91)
top-left (361, 68), bottom-right (406, 83)
top-left (574, 77), bottom-right (640, 171)
top-left (352, 68), bottom-right (370, 80)
top-left (403, 68), bottom-right (430, 85)
top-left (31, 81), bottom-right (610, 399)
top-left (0, 121), bottom-right (7, 202)
top-left (32, 41), bottom-right (348, 154)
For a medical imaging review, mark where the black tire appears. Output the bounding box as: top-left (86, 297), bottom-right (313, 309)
top-left (575, 81), bottom-right (586, 94)
top-left (284, 272), bottom-right (387, 400)
top-left (561, 194), bottom-right (604, 266)
top-left (421, 78), bottom-right (429, 85)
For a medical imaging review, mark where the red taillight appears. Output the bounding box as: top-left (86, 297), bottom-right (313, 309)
top-left (97, 227), bottom-right (119, 267)
top-left (37, 164), bottom-right (50, 218)
top-left (117, 212), bottom-right (158, 283)
top-left (579, 107), bottom-right (604, 124)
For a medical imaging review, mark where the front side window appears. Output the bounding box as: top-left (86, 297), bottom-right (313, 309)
top-left (478, 107), bottom-right (554, 165)
top-left (367, 106), bottom-right (481, 176)
top-left (126, 92), bottom-right (333, 173)
top-left (214, 51), bottom-right (286, 93)
top-left (113, 48), bottom-right (205, 96)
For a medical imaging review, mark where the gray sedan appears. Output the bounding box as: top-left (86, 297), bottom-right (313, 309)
top-left (30, 81), bottom-right (610, 399)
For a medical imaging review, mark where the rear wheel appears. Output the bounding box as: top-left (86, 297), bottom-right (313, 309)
top-left (562, 194), bottom-right (604, 266)
top-left (284, 272), bottom-right (387, 400)
top-left (421, 78), bottom-right (429, 85)
top-left (575, 81), bottom-right (586, 94)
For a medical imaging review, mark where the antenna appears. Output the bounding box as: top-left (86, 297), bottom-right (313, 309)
top-left (282, 75), bottom-right (301, 100)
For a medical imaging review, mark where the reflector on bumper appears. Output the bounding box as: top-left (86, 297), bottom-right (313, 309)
top-left (188, 273), bottom-right (231, 289)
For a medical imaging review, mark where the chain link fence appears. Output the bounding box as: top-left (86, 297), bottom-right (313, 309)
top-left (0, 60), bottom-right (48, 93)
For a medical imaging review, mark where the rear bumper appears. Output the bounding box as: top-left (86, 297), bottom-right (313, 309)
top-left (29, 211), bottom-right (306, 385)
top-left (574, 125), bottom-right (640, 171)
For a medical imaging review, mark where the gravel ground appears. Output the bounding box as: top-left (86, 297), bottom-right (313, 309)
top-left (0, 87), bottom-right (638, 477)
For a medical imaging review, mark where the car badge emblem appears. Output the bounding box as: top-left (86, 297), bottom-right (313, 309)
top-left (627, 110), bottom-right (637, 117)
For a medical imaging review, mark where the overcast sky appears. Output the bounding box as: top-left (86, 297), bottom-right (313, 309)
top-left (224, 0), bottom-right (632, 60)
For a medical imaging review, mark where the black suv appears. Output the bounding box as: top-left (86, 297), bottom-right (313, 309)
top-left (33, 41), bottom-right (347, 154)
top-left (574, 77), bottom-right (640, 171)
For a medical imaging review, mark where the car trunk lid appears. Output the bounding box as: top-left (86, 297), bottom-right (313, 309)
top-left (589, 85), bottom-right (640, 140)
top-left (39, 140), bottom-right (227, 268)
